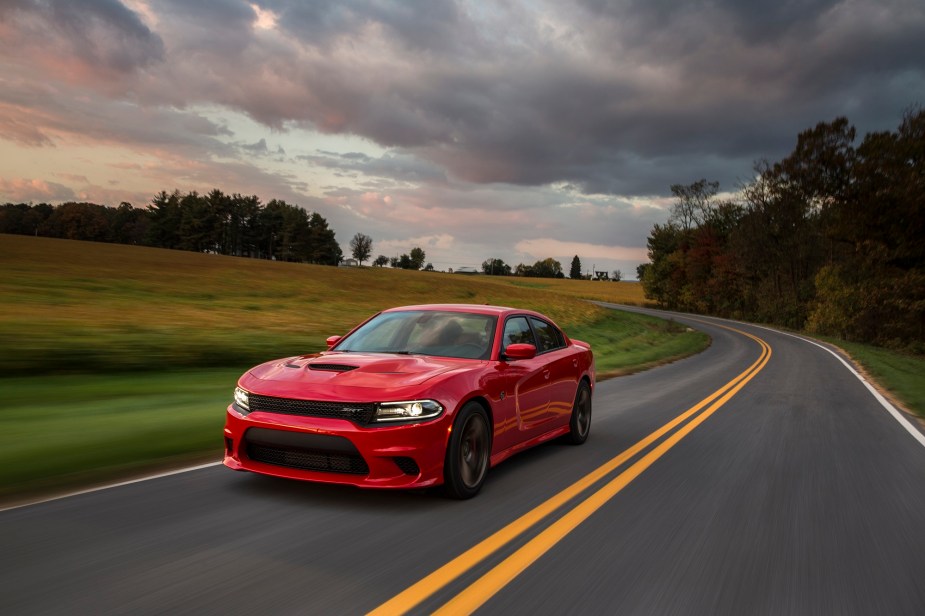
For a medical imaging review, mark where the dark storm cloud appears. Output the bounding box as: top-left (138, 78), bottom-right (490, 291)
top-left (299, 151), bottom-right (448, 185)
top-left (581, 0), bottom-right (839, 42)
top-left (157, 0), bottom-right (260, 57)
top-left (3, 0), bottom-right (924, 199)
top-left (0, 0), bottom-right (164, 73)
top-left (262, 0), bottom-right (470, 55)
top-left (240, 0), bottom-right (925, 194)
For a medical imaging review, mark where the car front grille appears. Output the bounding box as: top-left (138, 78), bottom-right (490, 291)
top-left (247, 394), bottom-right (376, 423)
top-left (247, 444), bottom-right (370, 475)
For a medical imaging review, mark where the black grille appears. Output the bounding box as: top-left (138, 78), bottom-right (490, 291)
top-left (247, 394), bottom-right (376, 423)
top-left (247, 444), bottom-right (369, 475)
top-left (393, 457), bottom-right (420, 476)
top-left (309, 363), bottom-right (358, 372)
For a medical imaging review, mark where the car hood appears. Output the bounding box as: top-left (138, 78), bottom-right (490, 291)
top-left (241, 352), bottom-right (478, 400)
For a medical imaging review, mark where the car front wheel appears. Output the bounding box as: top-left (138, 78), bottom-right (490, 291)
top-left (443, 402), bottom-right (491, 499)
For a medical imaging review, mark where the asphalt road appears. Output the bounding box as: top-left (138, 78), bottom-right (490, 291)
top-left (3, 307), bottom-right (924, 615)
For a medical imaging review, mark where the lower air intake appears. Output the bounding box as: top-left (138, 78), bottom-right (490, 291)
top-left (247, 444), bottom-right (370, 475)
top-left (393, 457), bottom-right (420, 475)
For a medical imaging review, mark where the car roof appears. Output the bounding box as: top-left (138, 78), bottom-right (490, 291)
top-left (381, 303), bottom-right (539, 317)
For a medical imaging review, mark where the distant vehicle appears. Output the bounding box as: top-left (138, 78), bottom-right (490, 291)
top-left (223, 304), bottom-right (594, 498)
top-left (454, 266), bottom-right (479, 274)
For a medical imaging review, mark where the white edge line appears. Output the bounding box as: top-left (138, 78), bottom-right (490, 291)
top-left (743, 324), bottom-right (925, 450)
top-left (0, 461), bottom-right (222, 513)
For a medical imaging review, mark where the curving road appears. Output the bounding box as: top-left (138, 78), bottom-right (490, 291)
top-left (3, 307), bottom-right (925, 614)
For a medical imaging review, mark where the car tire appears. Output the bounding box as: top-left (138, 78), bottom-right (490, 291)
top-left (443, 402), bottom-right (491, 499)
top-left (565, 381), bottom-right (592, 445)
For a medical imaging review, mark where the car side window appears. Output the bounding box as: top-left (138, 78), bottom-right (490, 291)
top-left (502, 316), bottom-right (535, 352)
top-left (530, 317), bottom-right (564, 353)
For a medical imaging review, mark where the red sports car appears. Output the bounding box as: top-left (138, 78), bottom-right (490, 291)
top-left (223, 304), bottom-right (594, 498)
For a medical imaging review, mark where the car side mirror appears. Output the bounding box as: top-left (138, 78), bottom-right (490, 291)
top-left (503, 343), bottom-right (536, 360)
top-left (326, 335), bottom-right (342, 348)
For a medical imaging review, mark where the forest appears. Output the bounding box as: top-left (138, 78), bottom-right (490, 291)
top-left (0, 189), bottom-right (343, 265)
top-left (640, 109), bottom-right (924, 351)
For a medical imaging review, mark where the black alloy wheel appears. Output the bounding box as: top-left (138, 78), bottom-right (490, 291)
top-left (444, 402), bottom-right (491, 499)
top-left (566, 381), bottom-right (592, 445)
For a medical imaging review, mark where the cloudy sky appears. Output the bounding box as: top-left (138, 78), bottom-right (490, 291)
top-left (1, 0), bottom-right (923, 276)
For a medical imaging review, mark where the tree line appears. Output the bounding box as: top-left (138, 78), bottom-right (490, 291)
top-left (0, 192), bottom-right (581, 279)
top-left (639, 109), bottom-right (924, 351)
top-left (351, 232), bottom-right (573, 277)
top-left (0, 189), bottom-right (343, 265)
top-left (479, 257), bottom-right (564, 278)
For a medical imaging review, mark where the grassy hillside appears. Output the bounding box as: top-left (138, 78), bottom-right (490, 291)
top-left (0, 235), bottom-right (651, 374)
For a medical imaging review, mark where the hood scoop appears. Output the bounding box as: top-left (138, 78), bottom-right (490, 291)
top-left (308, 363), bottom-right (359, 373)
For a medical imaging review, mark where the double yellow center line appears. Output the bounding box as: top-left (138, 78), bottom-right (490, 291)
top-left (370, 323), bottom-right (771, 615)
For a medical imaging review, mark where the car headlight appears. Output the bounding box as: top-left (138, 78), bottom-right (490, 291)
top-left (233, 387), bottom-right (250, 413)
top-left (373, 399), bottom-right (444, 423)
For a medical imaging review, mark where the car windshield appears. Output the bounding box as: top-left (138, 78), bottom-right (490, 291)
top-left (334, 310), bottom-right (497, 360)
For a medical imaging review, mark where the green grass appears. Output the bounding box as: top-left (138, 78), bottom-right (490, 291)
top-left (569, 311), bottom-right (708, 377)
top-left (0, 370), bottom-right (240, 502)
top-left (821, 338), bottom-right (925, 419)
top-left (0, 235), bottom-right (704, 503)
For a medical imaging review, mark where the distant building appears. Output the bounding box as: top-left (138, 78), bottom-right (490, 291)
top-left (339, 258), bottom-right (358, 267)
top-left (594, 271), bottom-right (609, 280)
top-left (454, 266), bottom-right (479, 275)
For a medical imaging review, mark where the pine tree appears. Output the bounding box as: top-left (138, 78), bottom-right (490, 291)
top-left (569, 255), bottom-right (582, 279)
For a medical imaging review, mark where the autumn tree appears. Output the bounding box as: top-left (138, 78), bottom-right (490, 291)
top-left (42, 202), bottom-right (112, 242)
top-left (640, 108), bottom-right (925, 349)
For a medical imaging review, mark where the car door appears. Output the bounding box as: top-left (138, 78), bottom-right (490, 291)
top-left (498, 315), bottom-right (553, 435)
top-left (529, 317), bottom-right (578, 425)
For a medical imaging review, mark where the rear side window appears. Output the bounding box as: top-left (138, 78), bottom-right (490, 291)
top-left (530, 317), bottom-right (565, 353)
top-left (502, 316), bottom-right (535, 351)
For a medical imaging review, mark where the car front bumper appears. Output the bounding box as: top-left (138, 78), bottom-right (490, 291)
top-left (223, 405), bottom-right (452, 488)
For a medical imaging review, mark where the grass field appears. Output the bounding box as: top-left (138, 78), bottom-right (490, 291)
top-left (1, 370), bottom-right (236, 500)
top-left (0, 235), bottom-right (649, 374)
top-left (0, 235), bottom-right (700, 502)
